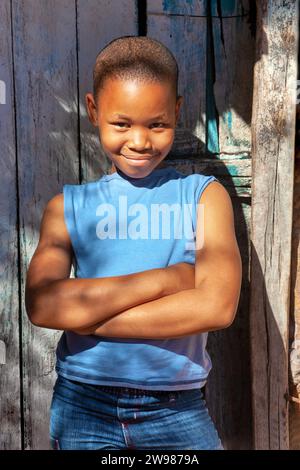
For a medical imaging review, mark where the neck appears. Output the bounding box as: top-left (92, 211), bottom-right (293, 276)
top-left (108, 160), bottom-right (168, 175)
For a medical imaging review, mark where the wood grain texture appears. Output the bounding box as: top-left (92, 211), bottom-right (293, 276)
top-left (148, 0), bottom-right (206, 16)
top-left (148, 1), bottom-right (255, 159)
top-left (0, 0), bottom-right (22, 450)
top-left (12, 0), bottom-right (79, 449)
top-left (289, 104), bottom-right (300, 449)
top-left (212, 0), bottom-right (255, 153)
top-left (77, 0), bottom-right (138, 183)
top-left (148, 2), bottom-right (207, 157)
top-left (250, 0), bottom-right (298, 450)
top-left (289, 155), bottom-right (300, 449)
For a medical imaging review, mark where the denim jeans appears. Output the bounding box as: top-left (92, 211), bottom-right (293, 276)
top-left (49, 375), bottom-right (223, 450)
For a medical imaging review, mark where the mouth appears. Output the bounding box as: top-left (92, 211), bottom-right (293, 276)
top-left (122, 154), bottom-right (157, 161)
top-left (121, 154), bottom-right (161, 166)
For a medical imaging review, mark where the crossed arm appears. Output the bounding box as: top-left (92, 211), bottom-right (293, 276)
top-left (72, 269), bottom-right (238, 340)
top-left (25, 182), bottom-right (242, 340)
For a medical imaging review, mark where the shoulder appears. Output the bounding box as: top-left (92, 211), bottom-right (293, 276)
top-left (173, 169), bottom-right (218, 187)
top-left (40, 193), bottom-right (71, 249)
top-left (167, 168), bottom-right (217, 187)
top-left (199, 180), bottom-right (231, 204)
top-left (62, 180), bottom-right (100, 199)
top-left (198, 181), bottom-right (233, 219)
top-left (44, 192), bottom-right (64, 215)
top-left (46, 181), bottom-right (97, 208)
top-left (196, 180), bottom-right (236, 248)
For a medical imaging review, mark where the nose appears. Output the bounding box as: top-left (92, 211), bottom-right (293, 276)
top-left (127, 127), bottom-right (152, 152)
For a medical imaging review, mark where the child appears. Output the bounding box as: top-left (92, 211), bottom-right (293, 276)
top-left (25, 36), bottom-right (242, 450)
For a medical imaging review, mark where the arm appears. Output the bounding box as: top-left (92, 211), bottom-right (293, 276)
top-left (74, 182), bottom-right (242, 339)
top-left (25, 193), bottom-right (195, 331)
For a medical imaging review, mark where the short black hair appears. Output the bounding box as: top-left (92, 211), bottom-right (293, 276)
top-left (93, 36), bottom-right (179, 104)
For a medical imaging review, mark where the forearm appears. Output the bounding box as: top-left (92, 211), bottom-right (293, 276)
top-left (29, 264), bottom-right (190, 330)
top-left (75, 280), bottom-right (234, 339)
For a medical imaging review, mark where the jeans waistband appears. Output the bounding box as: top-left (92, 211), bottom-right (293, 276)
top-left (68, 379), bottom-right (187, 397)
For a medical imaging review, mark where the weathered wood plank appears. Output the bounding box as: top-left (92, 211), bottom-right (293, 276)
top-left (149, 1), bottom-right (255, 158)
top-left (166, 156), bottom-right (251, 177)
top-left (166, 158), bottom-right (252, 196)
top-left (77, 0), bottom-right (138, 183)
top-left (12, 0), bottom-right (79, 449)
top-left (0, 0), bottom-right (21, 450)
top-left (148, 2), bottom-right (207, 157)
top-left (289, 153), bottom-right (300, 449)
top-left (148, 0), bottom-right (206, 16)
top-left (250, 0), bottom-right (298, 450)
top-left (212, 0), bottom-right (255, 153)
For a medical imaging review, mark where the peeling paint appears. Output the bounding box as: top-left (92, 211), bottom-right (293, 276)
top-left (206, 0), bottom-right (220, 154)
top-left (162, 0), bottom-right (194, 13)
top-left (227, 110), bottom-right (232, 131)
top-left (211, 0), bottom-right (237, 17)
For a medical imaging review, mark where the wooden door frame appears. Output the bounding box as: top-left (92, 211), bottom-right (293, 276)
top-left (250, 0), bottom-right (299, 449)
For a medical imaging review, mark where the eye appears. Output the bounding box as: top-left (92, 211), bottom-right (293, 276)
top-left (151, 123), bottom-right (165, 129)
top-left (113, 122), bottom-right (130, 128)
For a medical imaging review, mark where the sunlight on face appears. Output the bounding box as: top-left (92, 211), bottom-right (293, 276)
top-left (93, 79), bottom-right (182, 178)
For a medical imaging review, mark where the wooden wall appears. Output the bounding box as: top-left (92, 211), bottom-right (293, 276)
top-left (250, 0), bottom-right (298, 449)
top-left (0, 0), bottom-right (256, 449)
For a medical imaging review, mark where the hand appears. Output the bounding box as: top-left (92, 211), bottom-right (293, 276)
top-left (165, 262), bottom-right (195, 294)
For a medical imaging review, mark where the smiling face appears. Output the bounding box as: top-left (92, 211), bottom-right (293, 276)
top-left (85, 78), bottom-right (183, 178)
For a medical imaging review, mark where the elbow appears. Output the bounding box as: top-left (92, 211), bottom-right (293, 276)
top-left (25, 301), bottom-right (42, 328)
top-left (219, 301), bottom-right (239, 329)
top-left (27, 311), bottom-right (46, 328)
top-left (217, 278), bottom-right (241, 329)
top-left (25, 288), bottom-right (49, 328)
top-left (26, 308), bottom-right (51, 329)
top-left (220, 314), bottom-right (235, 329)
top-left (28, 316), bottom-right (44, 328)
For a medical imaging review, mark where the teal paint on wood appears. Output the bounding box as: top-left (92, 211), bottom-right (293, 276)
top-left (227, 111), bottom-right (232, 131)
top-left (149, 0), bottom-right (254, 158)
top-left (163, 0), bottom-right (194, 10)
top-left (211, 0), bottom-right (238, 16)
top-left (206, 0), bottom-right (220, 154)
top-left (212, 0), bottom-right (254, 153)
top-left (148, 2), bottom-right (207, 157)
top-left (161, 0), bottom-right (205, 15)
top-left (161, 0), bottom-right (239, 17)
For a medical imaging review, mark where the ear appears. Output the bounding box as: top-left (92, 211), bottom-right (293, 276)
top-left (85, 93), bottom-right (98, 127)
top-left (175, 95), bottom-right (183, 125)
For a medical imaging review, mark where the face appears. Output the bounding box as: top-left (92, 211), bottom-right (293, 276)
top-left (85, 78), bottom-right (183, 178)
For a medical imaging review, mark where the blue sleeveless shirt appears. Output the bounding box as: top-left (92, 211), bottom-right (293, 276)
top-left (55, 166), bottom-right (218, 390)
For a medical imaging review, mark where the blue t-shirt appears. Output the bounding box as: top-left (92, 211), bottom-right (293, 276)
top-left (55, 166), bottom-right (218, 390)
